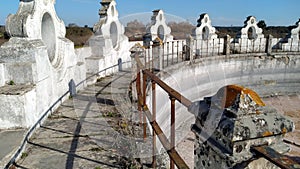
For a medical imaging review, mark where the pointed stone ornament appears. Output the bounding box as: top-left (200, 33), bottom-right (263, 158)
top-left (146, 9), bottom-right (173, 42)
top-left (193, 13), bottom-right (217, 40)
top-left (290, 19), bottom-right (300, 40)
top-left (281, 19), bottom-right (300, 51)
top-left (233, 16), bottom-right (266, 53)
top-left (237, 16), bottom-right (264, 39)
top-left (192, 13), bottom-right (223, 56)
top-left (87, 0), bottom-right (130, 77)
top-left (6, 0), bottom-right (67, 66)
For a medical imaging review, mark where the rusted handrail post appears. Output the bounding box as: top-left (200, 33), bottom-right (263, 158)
top-left (170, 96), bottom-right (176, 169)
top-left (136, 70), bottom-right (142, 125)
top-left (143, 72), bottom-right (147, 140)
top-left (172, 41), bottom-right (174, 64)
top-left (152, 81), bottom-right (157, 168)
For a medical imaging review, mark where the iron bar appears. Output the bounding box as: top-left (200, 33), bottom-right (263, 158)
top-left (170, 97), bottom-right (176, 169)
top-left (172, 41), bottom-right (174, 64)
top-left (252, 145), bottom-right (300, 169)
top-left (212, 39), bottom-right (214, 56)
top-left (152, 81), bottom-right (157, 168)
top-left (143, 72), bottom-right (147, 140)
top-left (162, 43), bottom-right (165, 69)
top-left (167, 42), bottom-right (169, 66)
top-left (182, 41), bottom-right (184, 61)
top-left (177, 41), bottom-right (179, 63)
top-left (142, 69), bottom-right (192, 108)
top-left (136, 71), bottom-right (142, 124)
top-left (142, 105), bottom-right (189, 169)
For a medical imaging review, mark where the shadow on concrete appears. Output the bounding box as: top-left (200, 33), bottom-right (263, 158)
top-left (75, 94), bottom-right (115, 106)
top-left (25, 141), bottom-right (119, 168)
top-left (40, 126), bottom-right (88, 137)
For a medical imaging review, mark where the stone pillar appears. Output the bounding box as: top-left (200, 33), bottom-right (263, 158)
top-left (143, 33), bottom-right (152, 49)
top-left (224, 35), bottom-right (231, 56)
top-left (189, 85), bottom-right (294, 169)
top-left (186, 35), bottom-right (194, 62)
top-left (152, 37), bottom-right (163, 71)
top-left (266, 34), bottom-right (273, 54)
top-left (130, 43), bottom-right (145, 102)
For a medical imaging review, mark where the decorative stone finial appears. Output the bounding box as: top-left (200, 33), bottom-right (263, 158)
top-left (6, 0), bottom-right (65, 39)
top-left (87, 0), bottom-right (129, 75)
top-left (290, 19), bottom-right (300, 40)
top-left (146, 9), bottom-right (173, 42)
top-left (94, 0), bottom-right (120, 34)
top-left (5, 0), bottom-right (66, 67)
top-left (193, 13), bottom-right (217, 40)
top-left (92, 0), bottom-right (127, 52)
top-left (237, 16), bottom-right (264, 39)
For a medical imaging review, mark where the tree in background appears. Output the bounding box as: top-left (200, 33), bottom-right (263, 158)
top-left (257, 20), bottom-right (267, 30)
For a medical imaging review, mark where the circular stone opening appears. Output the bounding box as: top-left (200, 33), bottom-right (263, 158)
top-left (110, 22), bottom-right (118, 49)
top-left (247, 27), bottom-right (256, 39)
top-left (202, 26), bottom-right (209, 40)
top-left (41, 13), bottom-right (56, 63)
top-left (157, 25), bottom-right (164, 41)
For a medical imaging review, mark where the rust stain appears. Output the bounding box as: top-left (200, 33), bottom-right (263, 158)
top-left (224, 85), bottom-right (266, 108)
top-left (153, 37), bottom-right (163, 46)
top-left (262, 131), bottom-right (273, 137)
top-left (282, 127), bottom-right (287, 134)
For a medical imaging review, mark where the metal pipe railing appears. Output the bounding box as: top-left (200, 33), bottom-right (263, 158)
top-left (135, 54), bottom-right (190, 169)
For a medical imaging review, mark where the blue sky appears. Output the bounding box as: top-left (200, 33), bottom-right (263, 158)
top-left (0, 0), bottom-right (299, 27)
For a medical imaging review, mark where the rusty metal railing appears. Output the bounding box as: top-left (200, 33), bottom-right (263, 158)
top-left (252, 145), bottom-right (300, 169)
top-left (134, 47), bottom-right (300, 169)
top-left (135, 54), bottom-right (191, 169)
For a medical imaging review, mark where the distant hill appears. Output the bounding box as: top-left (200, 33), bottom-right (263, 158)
top-left (0, 25), bottom-right (94, 47)
top-left (65, 26), bottom-right (93, 47)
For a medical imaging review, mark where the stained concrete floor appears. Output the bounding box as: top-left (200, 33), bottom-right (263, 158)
top-left (263, 94), bottom-right (300, 162)
top-left (0, 129), bottom-right (26, 168)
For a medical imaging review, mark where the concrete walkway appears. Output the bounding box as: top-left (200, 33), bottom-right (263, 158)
top-left (6, 70), bottom-right (156, 169)
top-left (0, 129), bottom-right (26, 168)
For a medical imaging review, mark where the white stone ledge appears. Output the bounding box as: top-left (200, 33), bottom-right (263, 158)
top-left (0, 85), bottom-right (36, 129)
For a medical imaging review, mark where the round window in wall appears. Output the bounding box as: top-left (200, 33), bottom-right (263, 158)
top-left (157, 25), bottom-right (165, 41)
top-left (110, 22), bottom-right (119, 49)
top-left (41, 13), bottom-right (57, 64)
